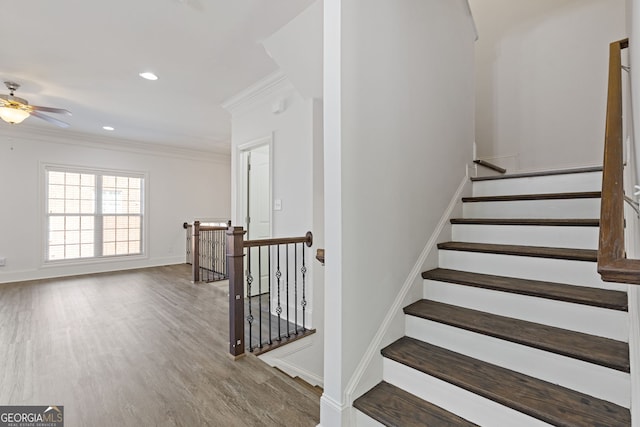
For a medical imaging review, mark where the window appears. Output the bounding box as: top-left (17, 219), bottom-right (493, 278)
top-left (45, 166), bottom-right (145, 262)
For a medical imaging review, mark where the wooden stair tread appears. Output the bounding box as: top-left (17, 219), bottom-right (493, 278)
top-left (421, 268), bottom-right (627, 310)
top-left (450, 218), bottom-right (599, 226)
top-left (462, 191), bottom-right (601, 203)
top-left (404, 300), bottom-right (629, 372)
top-left (437, 241), bottom-right (597, 262)
top-left (354, 381), bottom-right (478, 427)
top-left (382, 337), bottom-right (631, 427)
top-left (470, 166), bottom-right (602, 182)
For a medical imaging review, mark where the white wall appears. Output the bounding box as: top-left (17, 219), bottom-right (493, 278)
top-left (0, 127), bottom-right (231, 283)
top-left (228, 77), bottom-right (314, 237)
top-left (471, 0), bottom-right (627, 173)
top-left (224, 73), bottom-right (324, 384)
top-left (321, 0), bottom-right (475, 424)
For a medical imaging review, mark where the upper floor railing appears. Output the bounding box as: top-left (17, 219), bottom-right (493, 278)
top-left (184, 220), bottom-right (230, 283)
top-left (598, 38), bottom-right (640, 285)
top-left (227, 226), bottom-right (315, 359)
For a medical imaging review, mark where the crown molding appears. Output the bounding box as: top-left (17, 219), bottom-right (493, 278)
top-left (222, 70), bottom-right (295, 116)
top-left (0, 125), bottom-right (231, 164)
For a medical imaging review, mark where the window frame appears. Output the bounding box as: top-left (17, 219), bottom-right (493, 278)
top-left (42, 163), bottom-right (148, 265)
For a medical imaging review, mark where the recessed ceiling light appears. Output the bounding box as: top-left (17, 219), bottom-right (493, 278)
top-left (103, 126), bottom-right (115, 131)
top-left (139, 72), bottom-right (158, 81)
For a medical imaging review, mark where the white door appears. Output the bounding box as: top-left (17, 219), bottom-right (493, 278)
top-left (247, 144), bottom-right (271, 240)
top-left (243, 144), bottom-right (271, 298)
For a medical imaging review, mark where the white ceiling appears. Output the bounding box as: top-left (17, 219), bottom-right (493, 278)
top-left (0, 0), bottom-right (315, 154)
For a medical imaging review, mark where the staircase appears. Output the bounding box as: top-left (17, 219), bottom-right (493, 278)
top-left (353, 167), bottom-right (632, 426)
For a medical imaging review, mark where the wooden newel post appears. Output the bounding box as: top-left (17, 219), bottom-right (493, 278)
top-left (227, 226), bottom-right (246, 359)
top-left (191, 221), bottom-right (200, 283)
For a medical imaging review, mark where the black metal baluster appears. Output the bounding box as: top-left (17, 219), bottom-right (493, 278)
top-left (215, 230), bottom-right (219, 278)
top-left (246, 248), bottom-right (254, 352)
top-left (203, 231), bottom-right (208, 281)
top-left (207, 231), bottom-right (212, 281)
top-left (258, 246), bottom-right (263, 349)
top-left (200, 231), bottom-right (205, 280)
top-left (219, 229), bottom-right (225, 278)
top-left (209, 231), bottom-right (213, 279)
top-left (301, 243), bottom-right (307, 331)
top-left (212, 230), bottom-right (216, 278)
top-left (218, 230), bottom-right (226, 280)
top-left (276, 245), bottom-right (282, 341)
top-left (220, 229), bottom-right (225, 277)
top-left (294, 244), bottom-right (298, 335)
top-left (186, 226), bottom-right (191, 264)
top-left (268, 246), bottom-right (272, 345)
top-left (285, 244), bottom-right (290, 338)
top-left (221, 229), bottom-right (225, 277)
top-left (212, 231), bottom-right (216, 279)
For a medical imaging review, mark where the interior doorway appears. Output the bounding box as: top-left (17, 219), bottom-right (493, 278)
top-left (243, 143), bottom-right (271, 240)
top-left (239, 138), bottom-right (272, 297)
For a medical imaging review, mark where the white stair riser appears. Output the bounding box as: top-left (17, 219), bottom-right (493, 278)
top-left (438, 250), bottom-right (628, 291)
top-left (404, 317), bottom-right (631, 408)
top-left (383, 358), bottom-right (554, 427)
top-left (452, 224), bottom-right (598, 249)
top-left (422, 280), bottom-right (628, 340)
top-left (472, 172), bottom-right (602, 197)
top-left (463, 199), bottom-right (600, 219)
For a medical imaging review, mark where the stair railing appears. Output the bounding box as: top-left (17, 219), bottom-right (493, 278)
top-left (184, 220), bottom-right (231, 283)
top-left (598, 38), bottom-right (640, 285)
top-left (226, 226), bottom-right (315, 359)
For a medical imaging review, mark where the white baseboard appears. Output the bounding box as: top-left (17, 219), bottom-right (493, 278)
top-left (0, 256), bottom-right (185, 284)
top-left (320, 394), bottom-right (351, 427)
top-left (259, 335), bottom-right (324, 387)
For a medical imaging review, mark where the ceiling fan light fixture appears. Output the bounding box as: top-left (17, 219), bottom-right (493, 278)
top-left (139, 72), bottom-right (158, 81)
top-left (0, 105), bottom-right (30, 124)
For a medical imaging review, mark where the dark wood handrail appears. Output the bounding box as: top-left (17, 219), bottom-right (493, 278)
top-left (199, 225), bottom-right (228, 231)
top-left (184, 221), bottom-right (231, 231)
top-left (598, 38), bottom-right (640, 285)
top-left (243, 231), bottom-right (313, 248)
top-left (184, 224), bottom-right (228, 232)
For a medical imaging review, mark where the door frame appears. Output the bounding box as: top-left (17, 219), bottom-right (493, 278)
top-left (236, 135), bottom-right (273, 239)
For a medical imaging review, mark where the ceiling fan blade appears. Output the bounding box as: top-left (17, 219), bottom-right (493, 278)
top-left (30, 105), bottom-right (72, 115)
top-left (30, 111), bottom-right (70, 128)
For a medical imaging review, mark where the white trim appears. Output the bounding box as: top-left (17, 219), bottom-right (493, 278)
top-left (319, 394), bottom-right (350, 427)
top-left (222, 71), bottom-right (294, 116)
top-left (0, 255), bottom-right (185, 284)
top-left (236, 135), bottom-right (273, 236)
top-left (2, 125), bottom-right (230, 162)
top-left (237, 135), bottom-right (274, 152)
top-left (259, 337), bottom-right (324, 387)
top-left (343, 173), bottom-right (469, 409)
top-left (630, 285), bottom-right (640, 427)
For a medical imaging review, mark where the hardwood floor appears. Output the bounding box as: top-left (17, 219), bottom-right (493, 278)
top-left (0, 264), bottom-right (320, 426)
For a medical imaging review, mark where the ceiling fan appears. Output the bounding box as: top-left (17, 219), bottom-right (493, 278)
top-left (0, 81), bottom-right (71, 128)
